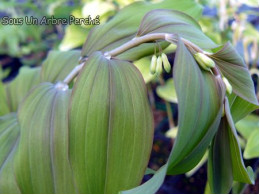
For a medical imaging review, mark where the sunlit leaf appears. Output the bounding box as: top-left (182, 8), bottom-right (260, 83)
top-left (59, 24), bottom-right (89, 51)
top-left (156, 79), bottom-right (177, 103)
top-left (236, 114), bottom-right (258, 139)
top-left (133, 57), bottom-right (156, 83)
top-left (244, 129), bottom-right (259, 159)
top-left (69, 52), bottom-right (153, 193)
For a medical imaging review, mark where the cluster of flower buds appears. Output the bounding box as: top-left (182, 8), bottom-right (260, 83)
top-left (150, 53), bottom-right (171, 75)
top-left (193, 52), bottom-right (215, 71)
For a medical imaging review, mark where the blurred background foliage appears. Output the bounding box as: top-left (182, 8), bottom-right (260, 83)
top-left (0, 0), bottom-right (258, 193)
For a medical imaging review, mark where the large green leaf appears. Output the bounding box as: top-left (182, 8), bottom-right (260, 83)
top-left (167, 38), bottom-right (224, 174)
top-left (14, 82), bottom-right (76, 193)
top-left (211, 42), bottom-right (258, 105)
top-left (81, 0), bottom-right (203, 61)
top-left (0, 113), bottom-right (20, 193)
top-left (123, 37), bottom-right (224, 194)
top-left (207, 99), bottom-right (255, 193)
top-left (69, 52), bottom-right (153, 193)
top-left (4, 67), bottom-right (41, 112)
top-left (41, 50), bottom-right (81, 83)
top-left (136, 9), bottom-right (217, 49)
top-left (208, 117), bottom-right (233, 193)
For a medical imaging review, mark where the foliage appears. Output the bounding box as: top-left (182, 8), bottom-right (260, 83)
top-left (0, 0), bottom-right (258, 194)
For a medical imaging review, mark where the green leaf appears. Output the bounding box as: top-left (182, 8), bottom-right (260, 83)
top-left (134, 57), bottom-right (156, 83)
top-left (236, 114), bottom-right (259, 140)
top-left (69, 52), bottom-right (153, 193)
top-left (0, 81), bottom-right (10, 116)
top-left (41, 50), bottom-right (81, 83)
top-left (0, 113), bottom-right (20, 193)
top-left (5, 67), bottom-right (41, 112)
top-left (208, 117), bottom-right (233, 193)
top-left (230, 95), bottom-right (258, 123)
top-left (81, 0), bottom-right (203, 61)
top-left (14, 82), bottom-right (76, 193)
top-left (156, 78), bottom-right (178, 103)
top-left (211, 42), bottom-right (258, 105)
top-left (123, 37), bottom-right (225, 194)
top-left (59, 24), bottom-right (89, 51)
top-left (244, 129), bottom-right (259, 159)
top-left (167, 37), bottom-right (224, 174)
top-left (137, 9), bottom-right (217, 49)
top-left (224, 98), bottom-right (255, 184)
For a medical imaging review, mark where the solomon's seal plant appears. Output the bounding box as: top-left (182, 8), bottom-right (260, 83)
top-left (0, 0), bottom-right (258, 194)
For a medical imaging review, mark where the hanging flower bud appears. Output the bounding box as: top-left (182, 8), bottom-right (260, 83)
top-left (161, 53), bottom-right (171, 73)
top-left (194, 53), bottom-right (215, 71)
top-left (150, 55), bottom-right (157, 74)
top-left (156, 56), bottom-right (163, 75)
top-left (222, 77), bottom-right (232, 94)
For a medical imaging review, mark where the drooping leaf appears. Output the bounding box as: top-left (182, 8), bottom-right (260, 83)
top-left (4, 67), bottom-right (41, 112)
top-left (230, 95), bottom-right (258, 123)
top-left (211, 42), bottom-right (258, 105)
top-left (69, 52), bottom-right (153, 193)
top-left (0, 113), bottom-right (20, 193)
top-left (41, 50), bottom-right (81, 83)
top-left (167, 38), bottom-right (224, 174)
top-left (156, 78), bottom-right (178, 103)
top-left (207, 98), bottom-right (255, 193)
top-left (136, 9), bottom-right (217, 49)
top-left (224, 99), bottom-right (255, 184)
top-left (81, 0), bottom-right (203, 61)
top-left (123, 37), bottom-right (225, 194)
top-left (208, 117), bottom-right (233, 194)
top-left (14, 82), bottom-right (76, 193)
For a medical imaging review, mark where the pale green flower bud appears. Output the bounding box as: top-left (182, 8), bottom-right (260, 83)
top-left (194, 53), bottom-right (215, 71)
top-left (150, 55), bottom-right (157, 74)
top-left (222, 77), bottom-right (232, 94)
top-left (161, 53), bottom-right (171, 73)
top-left (156, 56), bottom-right (163, 75)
